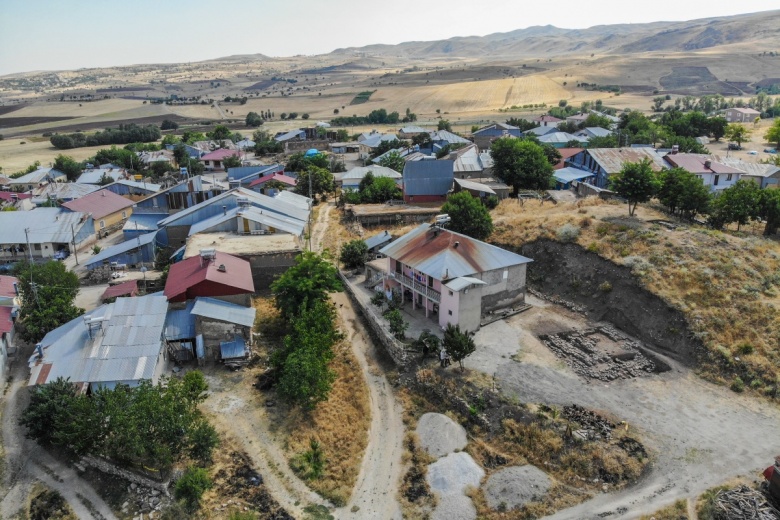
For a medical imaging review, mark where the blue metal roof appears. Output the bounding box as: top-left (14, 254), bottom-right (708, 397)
top-left (123, 213), bottom-right (166, 233)
top-left (220, 335), bottom-right (248, 360)
top-left (364, 230), bottom-right (392, 250)
top-left (553, 167), bottom-right (596, 184)
top-left (402, 161), bottom-right (454, 196)
top-left (85, 231), bottom-right (158, 267)
top-left (164, 300), bottom-right (196, 341)
top-left (191, 297), bottom-right (256, 328)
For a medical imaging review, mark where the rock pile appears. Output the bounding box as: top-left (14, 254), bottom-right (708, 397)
top-left (123, 483), bottom-right (169, 519)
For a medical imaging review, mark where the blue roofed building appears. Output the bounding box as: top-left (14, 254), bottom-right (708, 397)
top-left (472, 123), bottom-right (523, 150)
top-left (402, 160), bottom-right (454, 203)
top-left (83, 231), bottom-right (164, 271)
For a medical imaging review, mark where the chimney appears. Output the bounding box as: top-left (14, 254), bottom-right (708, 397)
top-left (13, 281), bottom-right (18, 295)
top-left (671, 145), bottom-right (679, 154)
top-left (222, 205), bottom-right (227, 215)
top-left (453, 241), bottom-right (460, 249)
top-left (217, 264), bottom-right (227, 272)
top-left (704, 160), bottom-right (712, 169)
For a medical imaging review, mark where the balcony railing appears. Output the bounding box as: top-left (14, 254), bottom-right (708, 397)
top-left (391, 272), bottom-right (440, 303)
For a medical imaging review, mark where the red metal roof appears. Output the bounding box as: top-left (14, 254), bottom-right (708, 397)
top-left (249, 172), bottom-right (298, 188)
top-left (164, 251), bottom-right (254, 302)
top-left (201, 149), bottom-right (241, 161)
top-left (101, 280), bottom-right (138, 301)
top-left (0, 306), bottom-right (13, 334)
top-left (0, 275), bottom-right (18, 299)
top-left (0, 192), bottom-right (32, 201)
top-left (533, 115), bottom-right (562, 122)
top-left (61, 189), bottom-right (134, 220)
top-left (556, 147), bottom-right (584, 169)
top-left (664, 154), bottom-right (744, 175)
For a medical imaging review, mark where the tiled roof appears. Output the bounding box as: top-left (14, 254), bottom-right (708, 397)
top-left (62, 190), bottom-right (134, 220)
top-left (664, 154), bottom-right (744, 175)
top-left (0, 306), bottom-right (14, 334)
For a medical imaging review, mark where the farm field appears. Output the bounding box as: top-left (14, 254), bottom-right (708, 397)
top-left (0, 138), bottom-right (107, 173)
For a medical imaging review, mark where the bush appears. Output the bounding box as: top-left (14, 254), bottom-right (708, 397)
top-left (556, 223), bottom-right (580, 243)
top-left (339, 240), bottom-right (368, 269)
top-left (291, 437), bottom-right (326, 480)
top-left (598, 281), bottom-right (613, 292)
top-left (160, 119), bottom-right (179, 130)
top-left (384, 309), bottom-right (408, 339)
top-left (189, 419), bottom-right (220, 464)
top-left (730, 376), bottom-right (745, 393)
top-left (484, 195), bottom-right (499, 210)
top-left (174, 466), bottom-right (212, 512)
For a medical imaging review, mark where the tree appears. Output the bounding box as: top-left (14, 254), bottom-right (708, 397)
top-left (359, 175), bottom-right (402, 203)
top-left (765, 118), bottom-right (780, 148)
top-left (161, 119), bottom-right (179, 130)
top-left (245, 111), bottom-right (264, 127)
top-left (708, 180), bottom-right (761, 230)
top-left (19, 378), bottom-right (81, 448)
top-left (222, 155), bottom-right (242, 169)
top-left (175, 466), bottom-right (213, 512)
top-left (443, 323), bottom-right (476, 372)
top-left (657, 167), bottom-right (710, 219)
top-left (609, 159), bottom-right (661, 216)
top-left (587, 135), bottom-right (619, 148)
top-left (13, 261), bottom-right (82, 343)
top-left (378, 151), bottom-right (405, 173)
top-left (294, 166), bottom-right (335, 202)
top-left (371, 139), bottom-right (405, 159)
top-left (271, 251), bottom-right (341, 319)
top-left (708, 116), bottom-right (728, 141)
top-left (757, 188), bottom-right (780, 236)
top-left (302, 113), bottom-right (310, 120)
top-left (725, 123), bottom-right (751, 148)
top-left (490, 138), bottom-right (554, 194)
top-left (208, 125), bottom-right (231, 141)
top-left (384, 308), bottom-right (408, 339)
top-left (411, 133), bottom-right (432, 147)
top-left (581, 113), bottom-right (613, 130)
top-left (52, 154), bottom-right (82, 181)
top-left (440, 191), bottom-right (494, 240)
top-left (340, 240), bottom-right (368, 269)
top-left (437, 119), bottom-right (452, 132)
top-left (504, 118), bottom-right (537, 132)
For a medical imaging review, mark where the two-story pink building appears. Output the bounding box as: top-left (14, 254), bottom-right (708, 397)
top-left (374, 224), bottom-right (533, 331)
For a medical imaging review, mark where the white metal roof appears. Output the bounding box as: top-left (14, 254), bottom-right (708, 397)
top-left (0, 208), bottom-right (91, 245)
top-left (444, 277), bottom-right (487, 292)
top-left (191, 297), bottom-right (256, 328)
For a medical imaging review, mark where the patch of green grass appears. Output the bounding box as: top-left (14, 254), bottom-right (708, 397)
top-left (349, 91), bottom-right (376, 105)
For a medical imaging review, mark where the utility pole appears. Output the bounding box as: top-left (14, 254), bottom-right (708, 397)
top-left (308, 171), bottom-right (313, 251)
top-left (70, 223), bottom-right (79, 265)
top-left (24, 228), bottom-right (33, 264)
top-left (24, 227), bottom-right (39, 306)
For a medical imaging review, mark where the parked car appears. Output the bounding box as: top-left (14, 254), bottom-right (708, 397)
top-left (53, 249), bottom-right (70, 260)
top-left (747, 150), bottom-right (758, 155)
top-left (728, 143), bottom-right (742, 150)
top-left (765, 148), bottom-right (777, 154)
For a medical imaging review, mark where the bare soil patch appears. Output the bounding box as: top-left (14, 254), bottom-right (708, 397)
top-left (0, 116), bottom-right (75, 129)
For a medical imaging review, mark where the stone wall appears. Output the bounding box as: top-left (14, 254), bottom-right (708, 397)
top-left (80, 455), bottom-right (170, 493)
top-left (339, 272), bottom-right (409, 366)
top-left (285, 140), bottom-right (330, 154)
top-left (195, 317), bottom-right (249, 360)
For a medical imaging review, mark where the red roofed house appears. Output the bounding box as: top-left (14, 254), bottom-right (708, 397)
top-left (200, 149), bottom-right (242, 171)
top-left (164, 250), bottom-right (254, 305)
top-left (62, 189), bottom-right (134, 237)
top-left (101, 280), bottom-right (139, 302)
top-left (533, 115), bottom-right (562, 127)
top-left (664, 153), bottom-right (746, 191)
top-left (555, 147), bottom-right (584, 170)
top-left (248, 172), bottom-right (298, 194)
top-left (0, 275), bottom-right (19, 382)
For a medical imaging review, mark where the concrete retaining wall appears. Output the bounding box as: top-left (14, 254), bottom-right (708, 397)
top-left (80, 455), bottom-right (170, 494)
top-left (339, 272), bottom-right (408, 366)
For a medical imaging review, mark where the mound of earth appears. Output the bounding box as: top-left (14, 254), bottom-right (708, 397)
top-left (416, 413), bottom-right (467, 459)
top-left (431, 493), bottom-right (477, 520)
top-left (483, 465), bottom-right (552, 510)
top-left (426, 451), bottom-right (484, 496)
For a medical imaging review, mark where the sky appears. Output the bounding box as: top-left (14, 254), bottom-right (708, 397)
top-left (1, 0), bottom-right (778, 76)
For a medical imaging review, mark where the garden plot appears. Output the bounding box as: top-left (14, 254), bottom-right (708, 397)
top-left (539, 325), bottom-right (669, 381)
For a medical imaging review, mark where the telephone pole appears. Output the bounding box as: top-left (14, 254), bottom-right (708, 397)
top-left (70, 223), bottom-right (79, 265)
top-left (308, 171), bottom-right (313, 251)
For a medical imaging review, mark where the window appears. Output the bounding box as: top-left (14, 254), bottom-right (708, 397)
top-left (448, 290), bottom-right (453, 296)
top-left (122, 211), bottom-right (127, 218)
top-left (713, 175), bottom-right (719, 186)
top-left (99, 220), bottom-right (105, 229)
top-left (428, 276), bottom-right (433, 288)
top-left (448, 310), bottom-right (452, 316)
top-left (726, 174), bottom-right (733, 181)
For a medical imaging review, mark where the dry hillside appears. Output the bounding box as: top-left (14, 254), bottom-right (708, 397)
top-left (491, 198), bottom-right (780, 398)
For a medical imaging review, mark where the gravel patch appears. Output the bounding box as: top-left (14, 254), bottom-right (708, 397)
top-left (416, 413), bottom-right (468, 459)
top-left (426, 452), bottom-right (484, 496)
top-left (484, 465), bottom-right (552, 510)
top-left (431, 493), bottom-right (477, 520)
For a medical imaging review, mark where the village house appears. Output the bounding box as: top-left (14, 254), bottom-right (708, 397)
top-left (227, 164), bottom-right (283, 188)
top-left (402, 160), bottom-right (454, 203)
top-left (0, 208), bottom-right (94, 261)
top-left (248, 172), bottom-right (298, 194)
top-left (565, 113), bottom-right (589, 125)
top-left (62, 189), bottom-right (135, 237)
top-left (7, 167), bottom-right (66, 192)
top-left (103, 179), bottom-right (162, 199)
top-left (133, 176), bottom-right (225, 214)
top-left (371, 224), bottom-right (533, 331)
top-left (0, 275), bottom-right (19, 383)
top-left (164, 250), bottom-right (254, 305)
top-left (523, 126), bottom-right (558, 137)
top-left (200, 149), bottom-right (242, 171)
top-left (31, 182), bottom-right (98, 205)
top-left (472, 123), bottom-right (523, 150)
top-left (28, 293), bottom-right (169, 392)
top-left (538, 131), bottom-right (588, 148)
top-left (533, 115), bottom-right (563, 127)
top-left (566, 147), bottom-right (667, 188)
top-left (364, 230), bottom-right (393, 255)
top-left (398, 125), bottom-right (428, 139)
top-left (664, 153), bottom-right (746, 191)
top-left (336, 165), bottom-right (402, 190)
top-left (574, 127), bottom-right (614, 140)
top-left (724, 107), bottom-right (761, 123)
top-left (83, 230), bottom-right (162, 271)
top-left (358, 133), bottom-right (400, 159)
top-left (76, 167), bottom-right (131, 185)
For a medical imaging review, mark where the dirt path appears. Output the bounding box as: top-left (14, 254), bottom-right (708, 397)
top-left (1, 344), bottom-right (117, 520)
top-left (202, 371), bottom-right (329, 518)
top-left (332, 292), bottom-right (405, 520)
top-left (482, 304), bottom-right (780, 519)
top-left (213, 101), bottom-right (228, 120)
top-left (311, 202), bottom-right (333, 252)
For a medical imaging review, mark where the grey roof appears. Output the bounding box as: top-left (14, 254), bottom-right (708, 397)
top-left (188, 205), bottom-right (305, 237)
top-left (379, 224), bottom-right (532, 280)
top-left (587, 147), bottom-right (667, 174)
top-left (112, 179), bottom-right (161, 192)
top-left (400, 125), bottom-right (427, 133)
top-left (444, 276), bottom-right (487, 292)
top-left (236, 138), bottom-right (256, 149)
top-left (430, 130), bottom-right (471, 145)
top-left (0, 208), bottom-right (90, 244)
top-left (403, 161), bottom-right (454, 196)
top-left (710, 155), bottom-right (780, 178)
top-left (84, 231), bottom-right (158, 267)
top-left (275, 129), bottom-right (306, 142)
top-left (76, 168), bottom-right (129, 185)
top-left (220, 335), bottom-right (248, 360)
top-left (191, 297), bottom-right (256, 328)
top-left (361, 133), bottom-right (399, 148)
top-left (538, 132), bottom-right (588, 144)
top-left (228, 164), bottom-right (281, 182)
top-left (523, 126), bottom-right (558, 137)
top-left (452, 145), bottom-right (483, 173)
top-left (337, 165), bottom-right (402, 183)
top-left (575, 127), bottom-right (612, 138)
top-left (8, 167), bottom-right (65, 185)
top-left (164, 300), bottom-right (196, 341)
top-left (273, 190), bottom-right (311, 211)
top-left (454, 178), bottom-right (496, 195)
top-left (553, 167), bottom-right (596, 183)
top-left (473, 123), bottom-right (520, 135)
top-left (123, 213), bottom-right (167, 233)
top-left (364, 230), bottom-right (393, 250)
top-left (29, 293), bottom-right (167, 386)
top-left (32, 182), bottom-right (98, 203)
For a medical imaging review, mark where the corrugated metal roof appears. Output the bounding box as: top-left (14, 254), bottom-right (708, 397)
top-left (0, 209), bottom-right (90, 245)
top-left (538, 132), bottom-right (587, 144)
top-left (123, 213), bottom-right (166, 233)
top-left (113, 179), bottom-right (161, 192)
top-left (364, 230), bottom-right (392, 250)
top-left (337, 165), bottom-right (402, 182)
top-left (191, 297), bottom-right (256, 327)
top-left (164, 300), bottom-right (196, 340)
top-left (576, 127), bottom-right (612, 138)
top-left (76, 168), bottom-right (129, 185)
top-left (275, 129), bottom-right (306, 142)
top-left (473, 123), bottom-right (520, 136)
top-left (273, 190), bottom-right (311, 211)
top-left (379, 224), bottom-right (532, 280)
top-left (431, 130), bottom-right (470, 145)
top-left (455, 178), bottom-right (496, 194)
top-left (452, 145), bottom-right (483, 173)
top-left (587, 147), bottom-right (667, 174)
top-left (220, 335), bottom-right (248, 359)
top-left (403, 161), bottom-right (454, 196)
top-left (711, 155), bottom-right (780, 178)
top-left (361, 134), bottom-right (399, 148)
top-left (85, 231), bottom-right (157, 267)
top-left (29, 293), bottom-right (167, 386)
top-left (228, 164), bottom-right (281, 181)
top-left (8, 167), bottom-right (65, 185)
top-left (32, 182), bottom-right (98, 203)
top-left (554, 167), bottom-right (596, 183)
top-left (62, 190), bottom-right (134, 220)
top-left (164, 251), bottom-right (254, 302)
top-left (101, 280), bottom-right (138, 301)
top-left (444, 276), bottom-right (487, 292)
top-left (188, 205), bottom-right (305, 237)
top-left (534, 115), bottom-right (562, 122)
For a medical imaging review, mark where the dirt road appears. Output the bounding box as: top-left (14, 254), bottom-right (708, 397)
top-left (482, 304), bottom-right (780, 519)
top-left (332, 292), bottom-right (405, 520)
top-left (1, 344), bottom-right (117, 520)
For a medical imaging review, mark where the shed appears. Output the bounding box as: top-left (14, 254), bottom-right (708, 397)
top-left (364, 230), bottom-right (393, 253)
top-left (553, 167), bottom-right (596, 189)
top-left (164, 251), bottom-right (254, 304)
top-left (402, 160), bottom-right (454, 203)
top-left (84, 231), bottom-right (160, 271)
top-left (453, 178), bottom-right (496, 198)
top-left (101, 280), bottom-right (139, 302)
top-left (191, 297), bottom-right (256, 361)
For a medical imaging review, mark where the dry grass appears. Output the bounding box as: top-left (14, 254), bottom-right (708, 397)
top-left (491, 197), bottom-right (780, 399)
top-left (640, 499), bottom-right (690, 520)
top-left (252, 296), bottom-right (371, 507)
top-left (0, 138), bottom-right (108, 173)
top-left (27, 482), bottom-right (78, 520)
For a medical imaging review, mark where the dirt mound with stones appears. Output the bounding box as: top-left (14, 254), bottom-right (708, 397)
top-left (416, 413), bottom-right (468, 458)
top-left (483, 465), bottom-right (552, 511)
